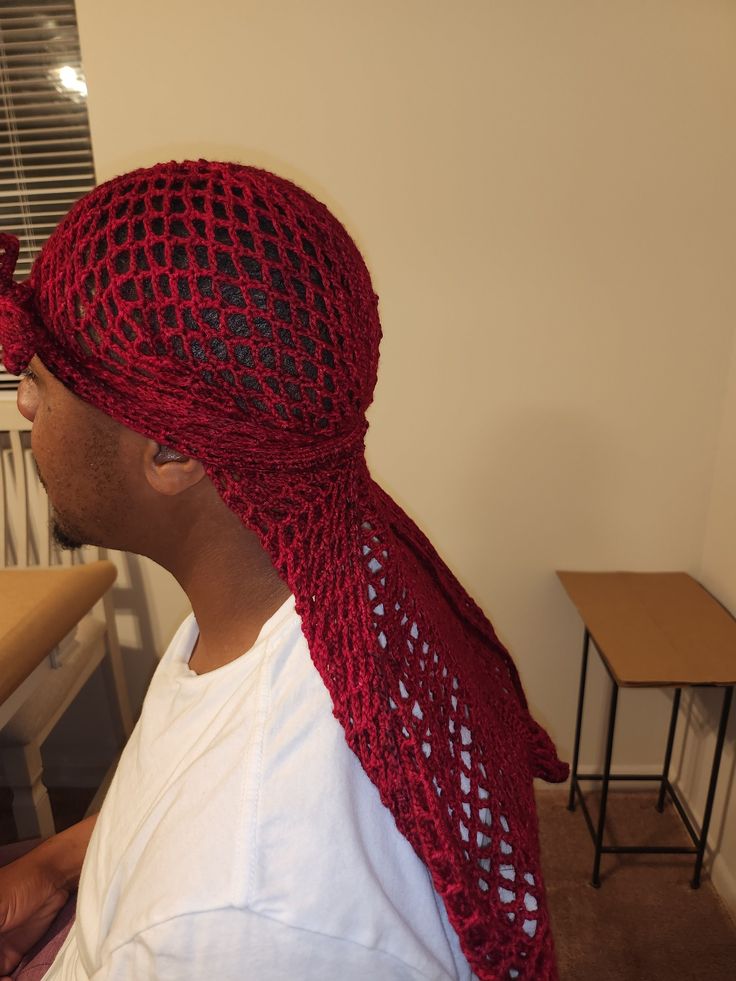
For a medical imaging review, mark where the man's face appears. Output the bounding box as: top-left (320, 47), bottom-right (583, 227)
top-left (16, 357), bottom-right (132, 551)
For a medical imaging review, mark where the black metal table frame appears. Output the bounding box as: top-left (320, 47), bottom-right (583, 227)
top-left (567, 628), bottom-right (734, 888)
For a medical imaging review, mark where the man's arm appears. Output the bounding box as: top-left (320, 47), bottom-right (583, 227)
top-left (0, 814), bottom-right (97, 976)
top-left (35, 813), bottom-right (98, 890)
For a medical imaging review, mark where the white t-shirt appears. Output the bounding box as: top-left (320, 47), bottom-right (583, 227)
top-left (44, 594), bottom-right (475, 980)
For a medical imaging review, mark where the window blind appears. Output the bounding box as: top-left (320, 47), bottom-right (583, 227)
top-left (0, 0), bottom-right (95, 392)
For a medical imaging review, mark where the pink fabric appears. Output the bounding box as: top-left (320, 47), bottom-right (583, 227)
top-left (0, 842), bottom-right (76, 980)
top-left (9, 898), bottom-right (75, 981)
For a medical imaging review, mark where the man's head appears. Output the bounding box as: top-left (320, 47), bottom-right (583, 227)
top-left (1, 158), bottom-right (382, 551)
top-left (1, 161), bottom-right (380, 489)
top-left (17, 355), bottom-right (120, 549)
top-left (17, 354), bottom-right (210, 555)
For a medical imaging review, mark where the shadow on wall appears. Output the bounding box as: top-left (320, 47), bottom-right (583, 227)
top-left (673, 687), bottom-right (736, 866)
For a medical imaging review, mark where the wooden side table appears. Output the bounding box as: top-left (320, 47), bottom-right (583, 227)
top-left (557, 571), bottom-right (736, 888)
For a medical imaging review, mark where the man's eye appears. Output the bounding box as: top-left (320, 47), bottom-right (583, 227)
top-left (21, 367), bottom-right (38, 383)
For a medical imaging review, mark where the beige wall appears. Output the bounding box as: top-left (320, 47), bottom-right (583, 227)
top-left (73, 0), bottom-right (736, 913)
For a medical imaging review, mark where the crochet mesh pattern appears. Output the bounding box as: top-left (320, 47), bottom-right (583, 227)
top-left (0, 160), bottom-right (569, 981)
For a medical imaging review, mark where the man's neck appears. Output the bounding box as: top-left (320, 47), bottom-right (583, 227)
top-left (149, 492), bottom-right (292, 674)
top-left (186, 570), bottom-right (291, 674)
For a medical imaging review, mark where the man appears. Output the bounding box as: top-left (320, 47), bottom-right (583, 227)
top-left (0, 160), bottom-right (568, 980)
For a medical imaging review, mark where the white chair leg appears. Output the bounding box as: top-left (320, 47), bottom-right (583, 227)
top-left (1, 741), bottom-right (56, 839)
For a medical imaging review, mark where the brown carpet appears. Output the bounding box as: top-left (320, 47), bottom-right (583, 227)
top-left (538, 788), bottom-right (736, 980)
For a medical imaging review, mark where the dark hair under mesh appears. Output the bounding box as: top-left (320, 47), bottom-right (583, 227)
top-left (0, 159), bottom-right (569, 981)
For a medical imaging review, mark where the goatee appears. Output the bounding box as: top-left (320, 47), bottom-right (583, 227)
top-left (51, 518), bottom-right (85, 552)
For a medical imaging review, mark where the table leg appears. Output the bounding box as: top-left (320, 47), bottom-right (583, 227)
top-left (657, 687), bottom-right (681, 812)
top-left (592, 676), bottom-right (619, 888)
top-left (567, 628), bottom-right (590, 812)
top-left (691, 685), bottom-right (734, 889)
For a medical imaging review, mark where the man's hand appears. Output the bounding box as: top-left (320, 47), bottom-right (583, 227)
top-left (0, 814), bottom-right (97, 977)
top-left (0, 848), bottom-right (69, 977)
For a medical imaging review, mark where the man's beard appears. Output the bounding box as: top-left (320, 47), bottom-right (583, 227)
top-left (35, 456), bottom-right (87, 551)
top-left (51, 515), bottom-right (86, 552)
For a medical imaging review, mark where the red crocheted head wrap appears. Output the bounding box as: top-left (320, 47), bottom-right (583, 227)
top-left (0, 160), bottom-right (568, 980)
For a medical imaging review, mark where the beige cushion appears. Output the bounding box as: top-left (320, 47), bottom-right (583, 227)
top-left (0, 562), bottom-right (117, 705)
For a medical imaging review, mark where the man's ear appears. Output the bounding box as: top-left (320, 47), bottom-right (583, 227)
top-left (143, 440), bottom-right (206, 496)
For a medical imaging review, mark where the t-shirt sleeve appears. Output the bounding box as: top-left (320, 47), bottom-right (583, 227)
top-left (87, 907), bottom-right (435, 980)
